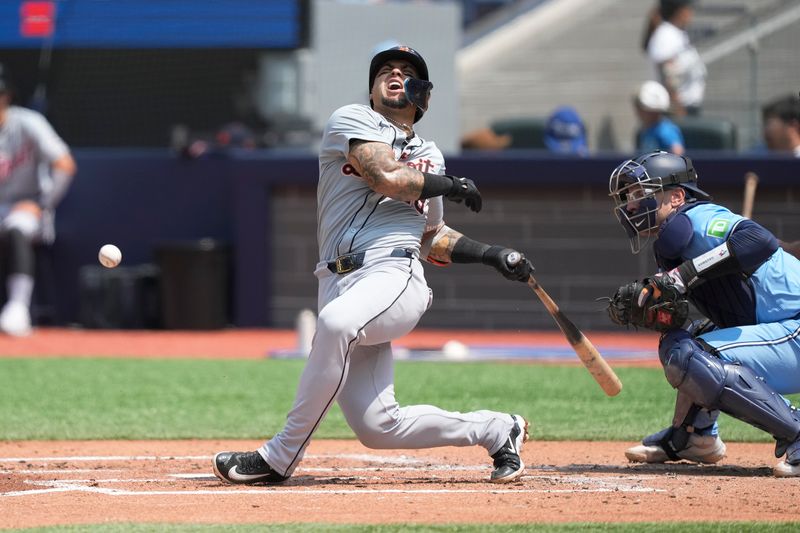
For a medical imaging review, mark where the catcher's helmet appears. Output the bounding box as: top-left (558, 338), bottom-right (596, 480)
top-left (368, 45), bottom-right (431, 123)
top-left (609, 151), bottom-right (710, 253)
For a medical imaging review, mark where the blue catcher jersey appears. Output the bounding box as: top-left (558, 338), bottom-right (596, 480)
top-left (655, 202), bottom-right (800, 328)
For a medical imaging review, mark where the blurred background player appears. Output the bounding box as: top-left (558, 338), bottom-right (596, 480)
top-left (213, 45), bottom-right (534, 486)
top-left (0, 63), bottom-right (76, 336)
top-left (634, 80), bottom-right (685, 155)
top-left (643, 0), bottom-right (706, 117)
top-left (608, 150), bottom-right (800, 477)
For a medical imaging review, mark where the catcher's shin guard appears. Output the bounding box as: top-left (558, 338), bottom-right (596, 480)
top-left (659, 330), bottom-right (800, 448)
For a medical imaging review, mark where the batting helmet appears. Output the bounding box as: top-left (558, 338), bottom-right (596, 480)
top-left (368, 45), bottom-right (430, 123)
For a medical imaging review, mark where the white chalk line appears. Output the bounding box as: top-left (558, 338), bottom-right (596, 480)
top-left (0, 469), bottom-right (123, 474)
top-left (0, 453), bottom-right (423, 464)
top-left (0, 455), bottom-right (211, 462)
top-left (1, 452), bottom-right (665, 497)
top-left (4, 480), bottom-right (662, 498)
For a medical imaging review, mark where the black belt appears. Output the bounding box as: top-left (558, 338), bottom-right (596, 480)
top-left (327, 248), bottom-right (414, 274)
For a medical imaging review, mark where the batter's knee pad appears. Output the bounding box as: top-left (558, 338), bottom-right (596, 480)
top-left (660, 333), bottom-right (800, 446)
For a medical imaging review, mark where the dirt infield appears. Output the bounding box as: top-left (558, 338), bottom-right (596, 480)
top-left (0, 439), bottom-right (796, 528)
top-left (1, 328), bottom-right (794, 527)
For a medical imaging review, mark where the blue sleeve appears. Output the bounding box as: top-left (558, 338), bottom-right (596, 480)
top-left (655, 213), bottom-right (693, 260)
top-left (659, 122), bottom-right (684, 149)
top-left (727, 219), bottom-right (779, 272)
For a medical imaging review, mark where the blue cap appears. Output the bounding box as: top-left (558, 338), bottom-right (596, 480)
top-left (544, 106), bottom-right (588, 155)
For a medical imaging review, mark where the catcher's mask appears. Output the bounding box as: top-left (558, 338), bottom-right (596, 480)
top-left (368, 45), bottom-right (432, 123)
top-left (609, 151), bottom-right (710, 254)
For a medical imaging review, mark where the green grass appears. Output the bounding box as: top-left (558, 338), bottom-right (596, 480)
top-left (0, 357), bottom-right (796, 442)
top-left (4, 358), bottom-right (798, 532)
top-left (14, 522), bottom-right (800, 532)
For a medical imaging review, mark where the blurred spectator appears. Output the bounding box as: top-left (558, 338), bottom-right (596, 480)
top-left (173, 121), bottom-right (260, 160)
top-left (543, 106), bottom-right (588, 156)
top-left (762, 94), bottom-right (800, 157)
top-left (0, 64), bottom-right (76, 336)
top-left (460, 127), bottom-right (512, 150)
top-left (645, 0), bottom-right (706, 117)
top-left (634, 80), bottom-right (685, 155)
top-left (215, 121), bottom-right (258, 150)
top-left (762, 94), bottom-right (800, 259)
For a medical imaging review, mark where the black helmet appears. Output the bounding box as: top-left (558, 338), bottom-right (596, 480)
top-left (368, 45), bottom-right (430, 123)
top-left (633, 151), bottom-right (710, 201)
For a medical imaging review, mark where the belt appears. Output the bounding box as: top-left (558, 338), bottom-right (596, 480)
top-left (327, 248), bottom-right (414, 274)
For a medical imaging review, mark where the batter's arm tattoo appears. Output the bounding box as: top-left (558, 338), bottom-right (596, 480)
top-left (348, 140), bottom-right (423, 201)
top-left (425, 225), bottom-right (464, 264)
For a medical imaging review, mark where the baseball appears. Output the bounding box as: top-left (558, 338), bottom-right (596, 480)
top-left (98, 244), bottom-right (122, 268)
top-left (442, 339), bottom-right (470, 360)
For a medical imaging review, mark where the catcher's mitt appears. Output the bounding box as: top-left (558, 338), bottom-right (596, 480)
top-left (606, 277), bottom-right (689, 332)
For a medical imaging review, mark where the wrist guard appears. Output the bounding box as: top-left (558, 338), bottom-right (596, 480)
top-left (451, 236), bottom-right (491, 263)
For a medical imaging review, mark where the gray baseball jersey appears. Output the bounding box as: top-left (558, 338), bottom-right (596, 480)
top-left (317, 103), bottom-right (444, 262)
top-left (0, 106), bottom-right (69, 206)
top-left (260, 103), bottom-right (515, 478)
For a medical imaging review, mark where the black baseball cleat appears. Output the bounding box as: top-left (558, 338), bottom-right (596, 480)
top-left (213, 451), bottom-right (288, 484)
top-left (490, 414), bottom-right (529, 483)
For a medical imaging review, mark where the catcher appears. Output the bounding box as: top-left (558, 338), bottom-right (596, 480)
top-left (606, 150), bottom-right (800, 477)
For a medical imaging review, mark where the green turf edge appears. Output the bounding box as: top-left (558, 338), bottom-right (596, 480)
top-left (1, 358), bottom-right (797, 442)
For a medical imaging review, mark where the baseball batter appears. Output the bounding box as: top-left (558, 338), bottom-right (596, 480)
top-left (606, 151), bottom-right (800, 477)
top-left (0, 64), bottom-right (76, 336)
top-left (214, 45), bottom-right (534, 484)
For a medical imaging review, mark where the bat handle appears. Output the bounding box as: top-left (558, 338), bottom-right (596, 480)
top-left (506, 251), bottom-right (521, 267)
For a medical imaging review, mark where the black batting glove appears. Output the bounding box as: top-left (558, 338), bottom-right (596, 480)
top-left (482, 246), bottom-right (534, 282)
top-left (444, 175), bottom-right (482, 213)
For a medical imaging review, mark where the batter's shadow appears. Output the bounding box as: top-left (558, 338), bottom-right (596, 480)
top-left (546, 463), bottom-right (774, 477)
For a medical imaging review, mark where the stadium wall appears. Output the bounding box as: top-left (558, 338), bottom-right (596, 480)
top-left (50, 150), bottom-right (800, 330)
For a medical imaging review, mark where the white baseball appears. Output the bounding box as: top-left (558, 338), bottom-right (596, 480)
top-left (98, 244), bottom-right (122, 268)
top-left (441, 339), bottom-right (470, 360)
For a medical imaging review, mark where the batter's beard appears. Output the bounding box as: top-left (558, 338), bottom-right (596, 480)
top-left (381, 94), bottom-right (410, 109)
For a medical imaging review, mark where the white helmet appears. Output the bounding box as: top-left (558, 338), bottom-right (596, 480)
top-left (636, 81), bottom-right (670, 113)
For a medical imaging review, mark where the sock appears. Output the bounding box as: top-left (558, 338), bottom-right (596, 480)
top-left (7, 273), bottom-right (34, 307)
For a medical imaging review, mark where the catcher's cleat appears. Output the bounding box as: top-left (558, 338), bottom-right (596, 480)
top-left (626, 432), bottom-right (726, 464)
top-left (490, 414), bottom-right (529, 483)
top-left (213, 451), bottom-right (288, 484)
top-left (773, 460), bottom-right (800, 477)
top-left (774, 437), bottom-right (800, 477)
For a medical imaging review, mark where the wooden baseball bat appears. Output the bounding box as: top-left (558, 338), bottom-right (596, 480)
top-left (742, 172), bottom-right (759, 219)
top-left (507, 252), bottom-right (622, 396)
